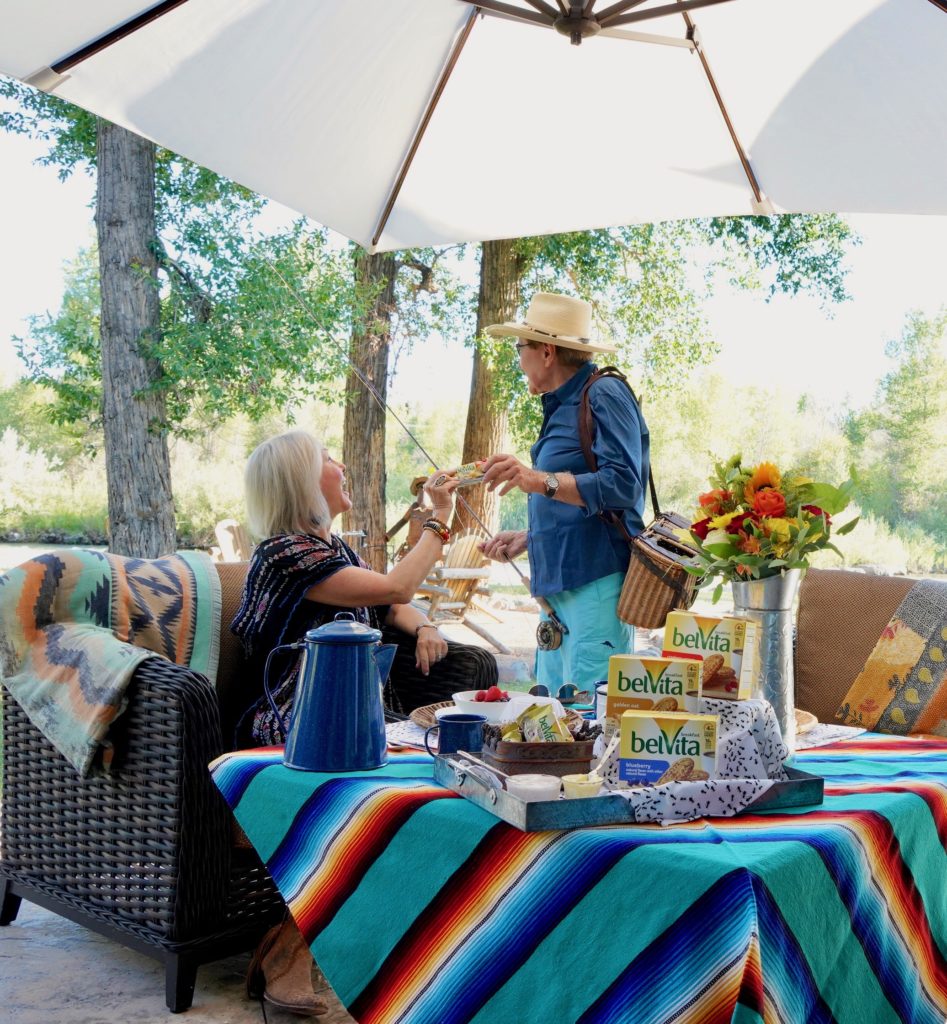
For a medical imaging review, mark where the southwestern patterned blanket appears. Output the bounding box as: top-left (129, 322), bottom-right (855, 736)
top-left (0, 549), bottom-right (220, 774)
top-left (212, 735), bottom-right (947, 1024)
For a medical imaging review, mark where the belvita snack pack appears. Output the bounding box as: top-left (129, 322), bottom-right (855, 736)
top-left (662, 611), bottom-right (758, 700)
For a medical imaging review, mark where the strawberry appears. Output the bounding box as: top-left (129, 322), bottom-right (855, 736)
top-left (485, 685), bottom-right (503, 702)
top-left (474, 690), bottom-right (486, 702)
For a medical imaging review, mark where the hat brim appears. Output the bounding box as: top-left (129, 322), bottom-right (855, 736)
top-left (485, 321), bottom-right (616, 354)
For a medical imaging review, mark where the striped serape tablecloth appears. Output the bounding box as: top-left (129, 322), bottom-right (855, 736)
top-left (210, 734), bottom-right (947, 1024)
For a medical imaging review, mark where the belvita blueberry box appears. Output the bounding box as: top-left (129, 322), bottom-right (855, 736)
top-left (618, 710), bottom-right (718, 786)
top-left (661, 611), bottom-right (758, 700)
top-left (605, 656), bottom-right (701, 719)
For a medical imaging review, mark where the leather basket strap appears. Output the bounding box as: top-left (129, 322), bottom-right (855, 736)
top-left (577, 366), bottom-right (660, 525)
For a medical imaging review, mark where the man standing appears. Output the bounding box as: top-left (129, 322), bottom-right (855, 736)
top-left (480, 292), bottom-right (649, 690)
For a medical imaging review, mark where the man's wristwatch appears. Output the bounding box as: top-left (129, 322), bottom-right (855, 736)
top-left (543, 472), bottom-right (560, 500)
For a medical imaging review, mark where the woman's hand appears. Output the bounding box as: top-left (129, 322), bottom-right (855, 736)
top-left (481, 453), bottom-right (543, 497)
top-left (479, 530), bottom-right (528, 562)
top-left (422, 472), bottom-right (459, 519)
top-left (415, 626), bottom-right (449, 676)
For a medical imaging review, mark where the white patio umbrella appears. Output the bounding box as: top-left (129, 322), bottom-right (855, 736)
top-left (2, 0), bottom-right (946, 252)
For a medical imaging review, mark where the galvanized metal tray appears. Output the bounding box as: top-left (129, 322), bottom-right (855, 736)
top-left (433, 756), bottom-right (824, 832)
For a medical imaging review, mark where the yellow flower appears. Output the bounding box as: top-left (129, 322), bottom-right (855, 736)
top-left (791, 476), bottom-right (813, 487)
top-left (708, 510), bottom-right (741, 531)
top-left (744, 462), bottom-right (781, 503)
top-left (761, 517), bottom-right (791, 543)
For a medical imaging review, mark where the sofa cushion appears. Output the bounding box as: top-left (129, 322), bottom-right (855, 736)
top-left (795, 569), bottom-right (913, 723)
top-left (215, 560), bottom-right (251, 743)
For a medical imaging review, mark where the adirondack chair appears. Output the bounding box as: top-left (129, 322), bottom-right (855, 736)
top-left (212, 519), bottom-right (253, 562)
top-left (414, 530), bottom-right (511, 654)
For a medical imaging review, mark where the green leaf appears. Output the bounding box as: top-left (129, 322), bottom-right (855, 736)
top-left (804, 482), bottom-right (851, 515)
top-left (835, 516), bottom-right (860, 536)
top-left (711, 583), bottom-right (723, 603)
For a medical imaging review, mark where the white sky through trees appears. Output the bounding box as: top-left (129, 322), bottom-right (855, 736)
top-left (1, 123), bottom-right (944, 409)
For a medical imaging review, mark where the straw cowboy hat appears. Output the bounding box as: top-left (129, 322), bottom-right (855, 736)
top-left (485, 292), bottom-right (616, 354)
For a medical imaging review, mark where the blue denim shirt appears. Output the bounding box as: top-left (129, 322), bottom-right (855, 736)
top-left (527, 362), bottom-right (650, 598)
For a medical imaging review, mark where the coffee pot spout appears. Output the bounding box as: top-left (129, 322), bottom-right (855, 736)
top-left (373, 643), bottom-right (397, 686)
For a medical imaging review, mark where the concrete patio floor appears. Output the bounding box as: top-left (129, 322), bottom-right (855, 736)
top-left (1, 900), bottom-right (355, 1024)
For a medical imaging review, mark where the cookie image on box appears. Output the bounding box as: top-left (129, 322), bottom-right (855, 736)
top-left (618, 710), bottom-right (717, 786)
top-left (662, 612), bottom-right (758, 700)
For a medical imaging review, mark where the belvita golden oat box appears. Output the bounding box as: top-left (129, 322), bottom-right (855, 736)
top-left (605, 656), bottom-right (701, 719)
top-left (618, 710), bottom-right (718, 786)
top-left (662, 611), bottom-right (758, 701)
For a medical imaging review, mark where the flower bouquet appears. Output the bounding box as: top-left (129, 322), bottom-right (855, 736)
top-left (685, 455), bottom-right (859, 602)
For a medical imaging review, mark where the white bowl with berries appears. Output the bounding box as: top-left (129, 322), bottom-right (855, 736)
top-left (448, 687), bottom-right (563, 723)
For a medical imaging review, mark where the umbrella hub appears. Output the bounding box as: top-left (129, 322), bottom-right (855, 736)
top-left (554, 14), bottom-right (601, 46)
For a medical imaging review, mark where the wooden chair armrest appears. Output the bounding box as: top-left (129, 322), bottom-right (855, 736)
top-left (416, 583), bottom-right (451, 596)
top-left (431, 568), bottom-right (491, 580)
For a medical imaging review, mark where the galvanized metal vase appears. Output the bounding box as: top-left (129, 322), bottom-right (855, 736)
top-left (730, 569), bottom-right (803, 753)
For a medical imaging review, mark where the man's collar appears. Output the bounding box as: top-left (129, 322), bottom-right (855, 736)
top-left (544, 361), bottom-right (597, 407)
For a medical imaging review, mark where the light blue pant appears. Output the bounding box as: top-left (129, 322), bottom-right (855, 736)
top-left (534, 572), bottom-right (635, 691)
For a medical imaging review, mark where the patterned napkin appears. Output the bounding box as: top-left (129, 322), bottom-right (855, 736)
top-left (597, 698), bottom-right (789, 824)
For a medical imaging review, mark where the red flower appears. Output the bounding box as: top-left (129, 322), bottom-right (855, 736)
top-left (753, 489), bottom-right (787, 518)
top-left (802, 504), bottom-right (832, 526)
top-left (725, 511), bottom-right (759, 535)
top-left (698, 489), bottom-right (732, 516)
top-left (691, 518), bottom-right (712, 540)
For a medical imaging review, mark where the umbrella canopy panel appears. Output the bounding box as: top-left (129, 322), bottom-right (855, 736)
top-left (2, 0), bottom-right (946, 251)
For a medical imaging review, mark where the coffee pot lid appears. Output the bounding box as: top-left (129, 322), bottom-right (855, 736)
top-left (305, 612), bottom-right (382, 645)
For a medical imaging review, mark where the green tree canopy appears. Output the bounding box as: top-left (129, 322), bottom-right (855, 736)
top-left (474, 216), bottom-right (856, 447)
top-left (845, 308), bottom-right (947, 543)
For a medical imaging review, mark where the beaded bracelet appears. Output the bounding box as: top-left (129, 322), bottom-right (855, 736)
top-left (422, 518), bottom-right (451, 543)
top-left (414, 623), bottom-right (438, 637)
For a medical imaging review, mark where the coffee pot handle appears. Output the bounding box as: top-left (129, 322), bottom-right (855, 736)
top-left (263, 642), bottom-right (303, 735)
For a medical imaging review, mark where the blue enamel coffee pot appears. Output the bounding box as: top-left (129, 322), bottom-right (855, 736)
top-left (264, 613), bottom-right (396, 772)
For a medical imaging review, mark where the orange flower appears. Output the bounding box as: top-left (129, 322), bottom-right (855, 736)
top-left (698, 489), bottom-right (732, 516)
top-left (743, 462), bottom-right (781, 504)
top-left (737, 534), bottom-right (761, 555)
top-left (753, 489), bottom-right (787, 518)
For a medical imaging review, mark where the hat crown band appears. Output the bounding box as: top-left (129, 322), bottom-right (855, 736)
top-left (523, 292), bottom-right (592, 343)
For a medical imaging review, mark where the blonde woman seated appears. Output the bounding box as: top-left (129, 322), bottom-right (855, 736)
top-left (232, 431), bottom-right (498, 1016)
top-left (232, 429), bottom-right (498, 743)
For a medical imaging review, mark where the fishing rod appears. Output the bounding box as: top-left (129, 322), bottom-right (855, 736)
top-left (261, 253), bottom-right (535, 588)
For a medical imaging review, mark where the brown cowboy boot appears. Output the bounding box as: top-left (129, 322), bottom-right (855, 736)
top-left (246, 918), bottom-right (329, 1017)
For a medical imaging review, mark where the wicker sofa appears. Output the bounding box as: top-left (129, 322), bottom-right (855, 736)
top-left (0, 561), bottom-right (914, 1012)
top-left (0, 560), bottom-right (285, 1013)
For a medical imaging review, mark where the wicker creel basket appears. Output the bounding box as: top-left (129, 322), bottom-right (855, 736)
top-left (617, 513), bottom-right (700, 630)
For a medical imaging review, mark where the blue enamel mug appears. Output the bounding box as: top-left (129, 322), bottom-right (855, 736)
top-left (424, 713), bottom-right (486, 757)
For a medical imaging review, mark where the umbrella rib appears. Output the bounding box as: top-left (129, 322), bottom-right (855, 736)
top-left (519, 0), bottom-right (561, 17)
top-left (602, 0), bottom-right (735, 28)
top-left (50, 0), bottom-right (189, 74)
top-left (680, 8), bottom-right (769, 210)
top-left (472, 0), bottom-right (555, 27)
top-left (370, 7), bottom-right (479, 250)
top-left (596, 1), bottom-right (652, 25)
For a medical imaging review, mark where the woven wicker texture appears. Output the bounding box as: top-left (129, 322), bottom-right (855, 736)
top-left (1, 652), bottom-right (284, 1009)
top-left (409, 701), bottom-right (454, 729)
top-left (618, 544), bottom-right (697, 629)
top-left (795, 569), bottom-right (913, 724)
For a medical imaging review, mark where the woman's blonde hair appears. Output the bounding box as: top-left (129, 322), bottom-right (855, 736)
top-left (244, 430), bottom-right (331, 539)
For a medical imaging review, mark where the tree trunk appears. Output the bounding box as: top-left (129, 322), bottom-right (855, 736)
top-left (96, 120), bottom-right (176, 559)
top-left (342, 250), bottom-right (396, 572)
top-left (455, 239), bottom-right (522, 534)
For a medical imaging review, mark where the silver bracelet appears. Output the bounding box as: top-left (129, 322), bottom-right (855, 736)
top-left (414, 623), bottom-right (438, 637)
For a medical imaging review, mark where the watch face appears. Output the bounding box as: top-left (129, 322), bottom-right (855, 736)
top-left (544, 473), bottom-right (559, 496)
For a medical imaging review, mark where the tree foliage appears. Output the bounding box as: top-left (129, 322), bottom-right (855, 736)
top-left (1, 80), bottom-right (357, 436)
top-left (844, 308), bottom-right (947, 542)
top-left (476, 216), bottom-right (857, 447)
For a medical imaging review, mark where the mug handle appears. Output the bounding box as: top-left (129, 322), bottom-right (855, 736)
top-left (423, 724), bottom-right (439, 758)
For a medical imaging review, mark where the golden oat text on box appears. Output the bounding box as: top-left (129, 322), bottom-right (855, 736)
top-left (606, 656), bottom-right (701, 718)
